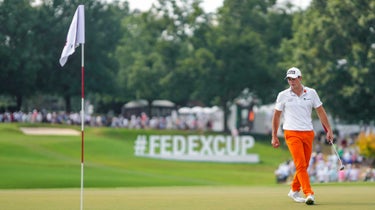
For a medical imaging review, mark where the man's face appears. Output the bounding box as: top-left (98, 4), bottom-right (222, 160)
top-left (287, 76), bottom-right (302, 88)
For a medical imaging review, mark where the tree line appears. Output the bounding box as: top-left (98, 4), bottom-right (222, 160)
top-left (0, 0), bottom-right (374, 128)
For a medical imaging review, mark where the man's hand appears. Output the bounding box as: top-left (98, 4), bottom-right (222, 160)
top-left (322, 124), bottom-right (334, 144)
top-left (326, 130), bottom-right (334, 144)
top-left (271, 136), bottom-right (280, 148)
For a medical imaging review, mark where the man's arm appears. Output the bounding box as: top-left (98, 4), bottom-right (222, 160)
top-left (315, 105), bottom-right (334, 142)
top-left (271, 110), bottom-right (282, 148)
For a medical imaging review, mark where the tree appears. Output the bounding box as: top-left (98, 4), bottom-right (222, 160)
top-left (195, 0), bottom-right (282, 131)
top-left (0, 0), bottom-right (41, 110)
top-left (156, 0), bottom-right (216, 105)
top-left (357, 132), bottom-right (375, 167)
top-left (279, 0), bottom-right (375, 123)
top-left (116, 0), bottom-right (210, 105)
top-left (35, 0), bottom-right (128, 113)
top-left (115, 10), bottom-right (169, 106)
top-left (115, 0), bottom-right (294, 131)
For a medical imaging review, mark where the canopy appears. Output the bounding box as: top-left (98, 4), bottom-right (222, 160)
top-left (151, 100), bottom-right (175, 107)
top-left (124, 99), bottom-right (148, 108)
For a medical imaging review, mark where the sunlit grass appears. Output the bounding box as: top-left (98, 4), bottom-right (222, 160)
top-left (0, 123), bottom-right (290, 189)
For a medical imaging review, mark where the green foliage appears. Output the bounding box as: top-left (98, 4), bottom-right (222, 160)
top-left (280, 0), bottom-right (375, 123)
top-left (0, 0), bottom-right (128, 112)
top-left (0, 0), bottom-right (41, 108)
top-left (1, 0), bottom-right (373, 125)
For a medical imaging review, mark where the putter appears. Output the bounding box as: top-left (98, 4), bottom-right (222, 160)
top-left (330, 140), bottom-right (345, 170)
top-left (322, 124), bottom-right (345, 171)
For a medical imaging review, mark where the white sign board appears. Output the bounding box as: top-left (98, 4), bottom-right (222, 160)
top-left (134, 135), bottom-right (259, 163)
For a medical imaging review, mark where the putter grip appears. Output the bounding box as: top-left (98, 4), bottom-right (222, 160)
top-left (322, 124), bottom-right (327, 133)
top-left (322, 124), bottom-right (334, 143)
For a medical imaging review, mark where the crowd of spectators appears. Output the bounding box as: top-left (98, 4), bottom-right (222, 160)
top-left (0, 109), bottom-right (216, 131)
top-left (0, 110), bottom-right (84, 125)
top-left (275, 138), bottom-right (375, 184)
top-left (2, 110), bottom-right (374, 183)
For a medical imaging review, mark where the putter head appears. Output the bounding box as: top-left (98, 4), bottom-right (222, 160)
top-left (339, 165), bottom-right (345, 171)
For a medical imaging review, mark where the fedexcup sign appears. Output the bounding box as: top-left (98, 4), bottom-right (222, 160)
top-left (134, 135), bottom-right (259, 163)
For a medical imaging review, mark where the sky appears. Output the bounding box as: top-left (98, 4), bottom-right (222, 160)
top-left (123, 0), bottom-right (312, 12)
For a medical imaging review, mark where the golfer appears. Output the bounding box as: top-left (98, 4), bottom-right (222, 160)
top-left (271, 67), bottom-right (333, 205)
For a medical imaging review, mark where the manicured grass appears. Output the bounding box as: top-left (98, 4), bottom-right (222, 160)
top-left (0, 183), bottom-right (374, 210)
top-left (0, 123), bottom-right (291, 189)
top-left (1, 123), bottom-right (374, 210)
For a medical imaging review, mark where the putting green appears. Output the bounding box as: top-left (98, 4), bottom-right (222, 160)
top-left (0, 184), bottom-right (374, 210)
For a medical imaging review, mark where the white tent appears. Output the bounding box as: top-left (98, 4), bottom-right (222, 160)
top-left (178, 107), bottom-right (192, 115)
top-left (151, 100), bottom-right (175, 107)
top-left (124, 99), bottom-right (148, 108)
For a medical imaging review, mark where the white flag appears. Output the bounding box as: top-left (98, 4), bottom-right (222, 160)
top-left (59, 5), bottom-right (85, 67)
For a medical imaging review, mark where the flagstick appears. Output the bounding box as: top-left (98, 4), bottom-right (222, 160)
top-left (80, 43), bottom-right (85, 210)
top-left (58, 5), bottom-right (85, 208)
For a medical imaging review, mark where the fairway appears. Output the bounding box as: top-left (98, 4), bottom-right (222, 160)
top-left (0, 184), bottom-right (374, 210)
top-left (1, 124), bottom-right (374, 210)
top-left (0, 124), bottom-right (292, 189)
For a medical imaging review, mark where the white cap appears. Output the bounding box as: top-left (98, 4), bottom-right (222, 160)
top-left (285, 67), bottom-right (301, 79)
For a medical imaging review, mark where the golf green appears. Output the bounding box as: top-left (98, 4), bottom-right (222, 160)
top-left (0, 184), bottom-right (374, 210)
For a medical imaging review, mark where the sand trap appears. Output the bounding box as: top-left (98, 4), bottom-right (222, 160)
top-left (20, 127), bottom-right (80, 136)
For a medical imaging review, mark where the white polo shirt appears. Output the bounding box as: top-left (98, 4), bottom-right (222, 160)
top-left (274, 86), bottom-right (322, 131)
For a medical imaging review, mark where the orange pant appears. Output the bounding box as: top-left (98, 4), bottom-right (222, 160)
top-left (284, 130), bottom-right (314, 196)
